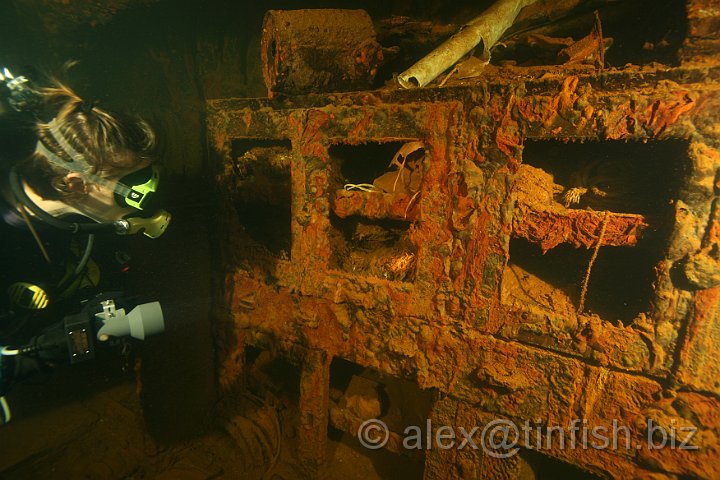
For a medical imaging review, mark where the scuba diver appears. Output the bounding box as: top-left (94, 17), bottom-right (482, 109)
top-left (0, 66), bottom-right (170, 424)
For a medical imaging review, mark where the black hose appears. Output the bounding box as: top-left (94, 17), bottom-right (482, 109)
top-left (56, 233), bottom-right (95, 293)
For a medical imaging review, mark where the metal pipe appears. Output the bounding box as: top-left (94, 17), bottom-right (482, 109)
top-left (397, 0), bottom-right (537, 88)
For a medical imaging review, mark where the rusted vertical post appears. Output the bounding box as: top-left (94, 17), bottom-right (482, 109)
top-left (298, 349), bottom-right (330, 477)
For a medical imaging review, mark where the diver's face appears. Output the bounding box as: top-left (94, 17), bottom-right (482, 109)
top-left (56, 159), bottom-right (155, 223)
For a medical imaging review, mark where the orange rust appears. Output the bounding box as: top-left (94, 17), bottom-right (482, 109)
top-left (495, 128), bottom-right (522, 157)
top-left (348, 110), bottom-right (374, 139)
top-left (297, 109), bottom-right (331, 157)
top-left (602, 100), bottom-right (635, 139)
top-left (515, 96), bottom-right (544, 123)
top-left (242, 109), bottom-right (252, 131)
top-left (514, 209), bottom-right (647, 252)
top-left (213, 129), bottom-right (228, 154)
top-left (642, 92), bottom-right (695, 137)
top-left (556, 76), bottom-right (579, 114)
top-left (451, 196), bottom-right (475, 231)
top-left (332, 190), bottom-right (420, 221)
top-left (496, 95), bottom-right (522, 157)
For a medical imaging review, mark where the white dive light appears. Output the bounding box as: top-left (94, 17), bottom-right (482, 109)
top-left (95, 299), bottom-right (165, 341)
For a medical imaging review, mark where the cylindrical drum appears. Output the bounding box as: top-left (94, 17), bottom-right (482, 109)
top-left (261, 9), bottom-right (384, 97)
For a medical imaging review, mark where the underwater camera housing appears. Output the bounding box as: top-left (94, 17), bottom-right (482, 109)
top-left (12, 293), bottom-right (164, 365)
top-left (0, 294), bottom-right (164, 423)
top-left (64, 296), bottom-right (165, 364)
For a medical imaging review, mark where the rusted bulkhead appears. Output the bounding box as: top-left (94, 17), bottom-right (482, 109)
top-left (209, 3), bottom-right (720, 479)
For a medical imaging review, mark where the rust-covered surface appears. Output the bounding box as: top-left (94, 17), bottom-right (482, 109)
top-left (207, 2), bottom-right (720, 479)
top-left (261, 9), bottom-right (386, 98)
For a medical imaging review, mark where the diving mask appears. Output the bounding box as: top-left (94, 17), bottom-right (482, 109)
top-left (27, 118), bottom-right (172, 238)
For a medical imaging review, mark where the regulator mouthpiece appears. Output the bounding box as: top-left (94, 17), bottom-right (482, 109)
top-left (114, 210), bottom-right (171, 239)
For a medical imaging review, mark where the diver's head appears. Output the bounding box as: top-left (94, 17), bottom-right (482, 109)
top-left (14, 83), bottom-right (170, 237)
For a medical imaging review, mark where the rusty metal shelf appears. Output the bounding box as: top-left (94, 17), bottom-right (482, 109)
top-left (513, 207), bottom-right (649, 251)
top-left (331, 189), bottom-right (419, 222)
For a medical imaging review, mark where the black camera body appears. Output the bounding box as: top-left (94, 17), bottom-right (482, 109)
top-left (0, 294), bottom-right (164, 400)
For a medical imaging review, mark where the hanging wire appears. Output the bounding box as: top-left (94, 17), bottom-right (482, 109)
top-left (17, 204), bottom-right (51, 264)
